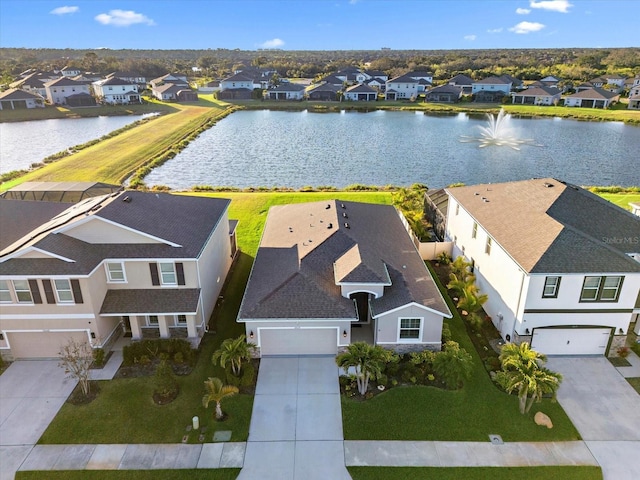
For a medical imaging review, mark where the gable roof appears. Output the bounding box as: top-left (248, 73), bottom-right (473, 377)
top-left (474, 76), bottom-right (511, 85)
top-left (95, 77), bottom-right (136, 87)
top-left (269, 83), bottom-right (306, 92)
top-left (238, 201), bottom-right (451, 321)
top-left (512, 86), bottom-right (561, 97)
top-left (448, 74), bottom-right (474, 85)
top-left (567, 87), bottom-right (620, 100)
top-left (446, 178), bottom-right (640, 274)
top-left (0, 88), bottom-right (43, 101)
top-left (345, 84), bottom-right (377, 93)
top-left (427, 85), bottom-right (462, 95)
top-left (44, 77), bottom-right (85, 87)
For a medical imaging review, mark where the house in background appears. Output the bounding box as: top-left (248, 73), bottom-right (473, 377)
top-left (237, 200), bottom-right (451, 356)
top-left (106, 71), bottom-right (147, 89)
top-left (43, 77), bottom-right (95, 106)
top-left (447, 74), bottom-right (474, 94)
top-left (630, 202), bottom-right (640, 217)
top-left (307, 83), bottom-right (341, 101)
top-left (60, 65), bottom-right (82, 77)
top-left (441, 178), bottom-right (640, 356)
top-left (0, 191), bottom-right (237, 360)
top-left (344, 84), bottom-right (377, 101)
top-left (0, 88), bottom-right (45, 110)
top-left (425, 85), bottom-right (463, 103)
top-left (564, 88), bottom-right (620, 108)
top-left (471, 76), bottom-right (513, 102)
top-left (92, 77), bottom-right (141, 105)
top-left (217, 72), bottom-right (259, 100)
top-left (511, 86), bottom-right (562, 106)
top-left (266, 83), bottom-right (306, 100)
top-left (385, 71), bottom-right (433, 100)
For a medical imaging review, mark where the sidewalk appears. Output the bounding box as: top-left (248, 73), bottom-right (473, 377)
top-left (614, 349), bottom-right (640, 378)
top-left (89, 336), bottom-right (130, 381)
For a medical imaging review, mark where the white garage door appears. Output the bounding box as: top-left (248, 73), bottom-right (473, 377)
top-left (7, 331), bottom-right (89, 359)
top-left (259, 328), bottom-right (338, 356)
top-left (531, 328), bottom-right (611, 355)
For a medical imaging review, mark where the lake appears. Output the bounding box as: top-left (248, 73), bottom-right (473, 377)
top-left (144, 109), bottom-right (639, 189)
top-left (0, 114), bottom-right (154, 174)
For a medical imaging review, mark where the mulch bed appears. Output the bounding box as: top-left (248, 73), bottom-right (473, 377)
top-left (114, 358), bottom-right (193, 379)
top-left (153, 387), bottom-right (179, 405)
top-left (67, 381), bottom-right (101, 405)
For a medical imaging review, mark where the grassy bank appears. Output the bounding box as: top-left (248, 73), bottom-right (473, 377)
top-left (230, 99), bottom-right (640, 124)
top-left (1, 97), bottom-right (234, 190)
top-left (348, 466), bottom-right (602, 480)
top-left (0, 102), bottom-right (176, 123)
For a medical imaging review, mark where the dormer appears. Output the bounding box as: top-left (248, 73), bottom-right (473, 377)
top-left (333, 244), bottom-right (391, 299)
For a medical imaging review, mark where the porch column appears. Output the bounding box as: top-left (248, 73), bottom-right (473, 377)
top-left (130, 316), bottom-right (143, 339)
top-left (159, 315), bottom-right (170, 338)
top-left (187, 316), bottom-right (197, 338)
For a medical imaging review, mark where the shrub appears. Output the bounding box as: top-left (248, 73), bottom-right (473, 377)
top-left (617, 346), bottom-right (630, 358)
top-left (441, 323), bottom-right (452, 343)
top-left (436, 252), bottom-right (452, 265)
top-left (173, 351), bottom-right (184, 364)
top-left (240, 362), bottom-right (256, 387)
top-left (93, 348), bottom-right (105, 368)
top-left (432, 341), bottom-right (474, 389)
top-left (154, 358), bottom-right (179, 399)
top-left (122, 339), bottom-right (195, 366)
top-left (138, 355), bottom-right (151, 365)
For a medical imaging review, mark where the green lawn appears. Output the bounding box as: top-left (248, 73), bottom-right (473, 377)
top-left (348, 466), bottom-right (602, 480)
top-left (627, 377), bottom-right (640, 395)
top-left (597, 193), bottom-right (640, 211)
top-left (341, 262), bottom-right (580, 442)
top-left (16, 470), bottom-right (240, 480)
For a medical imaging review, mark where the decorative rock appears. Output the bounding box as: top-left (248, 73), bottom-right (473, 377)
top-left (181, 435), bottom-right (189, 443)
top-left (534, 411), bottom-right (553, 429)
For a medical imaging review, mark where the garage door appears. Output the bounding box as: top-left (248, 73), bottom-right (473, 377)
top-left (7, 331), bottom-right (89, 359)
top-left (531, 328), bottom-right (611, 355)
top-left (259, 328), bottom-right (338, 356)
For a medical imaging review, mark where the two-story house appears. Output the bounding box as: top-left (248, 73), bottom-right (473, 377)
top-left (0, 191), bottom-right (237, 360)
top-left (471, 76), bottom-right (513, 102)
top-left (44, 77), bottom-right (95, 106)
top-left (237, 200), bottom-right (451, 356)
top-left (92, 77), bottom-right (141, 105)
top-left (440, 178), bottom-right (640, 356)
top-left (385, 72), bottom-right (433, 100)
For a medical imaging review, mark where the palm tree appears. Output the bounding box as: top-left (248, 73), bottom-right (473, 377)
top-left (446, 271), bottom-right (475, 298)
top-left (336, 342), bottom-right (393, 396)
top-left (449, 256), bottom-right (472, 280)
top-left (456, 284), bottom-right (488, 329)
top-left (212, 335), bottom-right (256, 376)
top-left (497, 342), bottom-right (563, 414)
top-left (202, 377), bottom-right (239, 420)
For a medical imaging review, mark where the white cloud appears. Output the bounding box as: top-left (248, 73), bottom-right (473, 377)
top-left (259, 38), bottom-right (285, 49)
top-left (509, 21), bottom-right (545, 34)
top-left (95, 10), bottom-right (155, 27)
top-left (50, 6), bottom-right (78, 15)
top-left (487, 28), bottom-right (503, 33)
top-left (516, 8), bottom-right (531, 14)
top-left (529, 1), bottom-right (573, 13)
top-left (463, 35), bottom-right (477, 41)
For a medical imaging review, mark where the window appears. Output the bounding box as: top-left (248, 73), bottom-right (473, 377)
top-left (399, 318), bottom-right (421, 340)
top-left (542, 276), bottom-right (561, 298)
top-left (485, 237), bottom-right (492, 255)
top-left (472, 222), bottom-right (478, 239)
top-left (147, 315), bottom-right (159, 326)
top-left (176, 314), bottom-right (187, 325)
top-left (159, 262), bottom-right (177, 285)
top-left (581, 276), bottom-right (623, 302)
top-left (13, 280), bottom-right (32, 303)
top-left (455, 204), bottom-right (459, 216)
top-left (106, 262), bottom-right (125, 282)
top-left (54, 279), bottom-right (74, 303)
top-left (0, 280), bottom-right (11, 302)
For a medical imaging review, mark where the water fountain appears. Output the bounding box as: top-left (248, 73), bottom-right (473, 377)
top-left (460, 108), bottom-right (537, 150)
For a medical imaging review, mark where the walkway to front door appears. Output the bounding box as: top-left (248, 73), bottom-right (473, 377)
top-left (237, 356), bottom-right (352, 480)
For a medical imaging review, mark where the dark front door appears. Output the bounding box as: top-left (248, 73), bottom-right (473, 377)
top-left (350, 292), bottom-right (370, 323)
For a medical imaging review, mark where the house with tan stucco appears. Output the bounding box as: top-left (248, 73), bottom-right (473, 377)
top-left (0, 191), bottom-right (237, 360)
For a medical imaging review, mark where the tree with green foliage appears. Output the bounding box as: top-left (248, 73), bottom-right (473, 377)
top-left (212, 335), bottom-right (256, 377)
top-left (154, 357), bottom-right (179, 401)
top-left (432, 341), bottom-right (474, 389)
top-left (336, 342), bottom-right (395, 396)
top-left (202, 377), bottom-right (239, 420)
top-left (495, 342), bottom-right (562, 414)
top-left (391, 183), bottom-right (430, 241)
top-left (456, 284), bottom-right (488, 329)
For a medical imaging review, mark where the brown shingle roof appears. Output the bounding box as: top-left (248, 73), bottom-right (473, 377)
top-left (100, 288), bottom-right (201, 314)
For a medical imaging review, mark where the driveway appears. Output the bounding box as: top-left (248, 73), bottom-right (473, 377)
top-left (0, 361), bottom-right (76, 480)
top-left (238, 356), bottom-right (351, 480)
top-left (546, 356), bottom-right (640, 480)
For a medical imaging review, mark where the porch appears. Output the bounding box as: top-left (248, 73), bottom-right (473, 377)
top-left (350, 321), bottom-right (375, 344)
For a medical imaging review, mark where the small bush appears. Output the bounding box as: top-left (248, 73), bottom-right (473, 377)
top-left (122, 338), bottom-right (194, 366)
top-left (441, 323), bottom-right (452, 343)
top-left (138, 355), bottom-right (151, 365)
top-left (240, 362), bottom-right (256, 387)
top-left (617, 346), bottom-right (631, 358)
top-left (154, 358), bottom-right (179, 400)
top-left (93, 348), bottom-right (105, 368)
top-left (173, 351), bottom-right (184, 364)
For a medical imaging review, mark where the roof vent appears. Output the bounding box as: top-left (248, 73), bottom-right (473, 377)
top-left (122, 196), bottom-right (131, 203)
top-left (326, 204), bottom-right (331, 209)
top-left (474, 192), bottom-right (479, 196)
top-left (288, 227), bottom-right (293, 233)
top-left (327, 223), bottom-right (333, 229)
top-left (543, 182), bottom-right (554, 188)
top-left (483, 198), bottom-right (489, 203)
top-left (341, 203), bottom-right (346, 209)
top-left (342, 212), bottom-right (348, 218)
top-left (344, 222), bottom-right (350, 229)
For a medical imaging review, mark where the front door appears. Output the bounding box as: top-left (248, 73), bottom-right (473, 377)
top-left (350, 292), bottom-right (370, 323)
top-left (121, 315), bottom-right (132, 336)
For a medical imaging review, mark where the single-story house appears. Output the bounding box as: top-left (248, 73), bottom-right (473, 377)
top-left (564, 88), bottom-right (620, 108)
top-left (199, 80), bottom-right (221, 93)
top-left (307, 83), bottom-right (341, 101)
top-left (628, 93), bottom-right (640, 110)
top-left (0, 88), bottom-right (45, 110)
top-left (152, 83), bottom-right (198, 102)
top-left (442, 178), bottom-right (640, 356)
top-left (344, 84), bottom-right (377, 101)
top-left (266, 83), bottom-right (306, 100)
top-left (149, 73), bottom-right (189, 89)
top-left (425, 85), bottom-right (463, 103)
top-left (511, 86), bottom-right (562, 106)
top-left (237, 200), bottom-right (452, 356)
top-left (0, 191), bottom-right (237, 360)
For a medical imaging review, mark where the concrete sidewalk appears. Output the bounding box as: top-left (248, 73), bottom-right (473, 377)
top-left (615, 350), bottom-right (640, 378)
top-left (344, 440), bottom-right (598, 467)
top-left (89, 336), bottom-right (130, 381)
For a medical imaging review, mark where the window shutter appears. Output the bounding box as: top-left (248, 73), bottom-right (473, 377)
top-left (42, 279), bottom-right (56, 304)
top-left (28, 279), bottom-right (42, 304)
top-left (149, 263), bottom-right (160, 286)
top-left (176, 263), bottom-right (185, 285)
top-left (70, 279), bottom-right (83, 304)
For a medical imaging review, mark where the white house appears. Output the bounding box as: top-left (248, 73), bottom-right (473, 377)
top-left (511, 86), bottom-right (562, 106)
top-left (385, 72), bottom-right (433, 100)
top-left (60, 65), bottom-right (81, 77)
top-left (441, 178), bottom-right (640, 356)
top-left (0, 88), bottom-right (45, 110)
top-left (344, 84), bottom-right (377, 101)
top-left (564, 88), bottom-right (620, 108)
top-left (220, 72), bottom-right (259, 91)
top-left (92, 77), bottom-right (141, 104)
top-left (237, 201), bottom-right (451, 356)
top-left (0, 190), bottom-right (237, 360)
top-left (43, 77), bottom-right (93, 105)
top-left (266, 83), bottom-right (306, 100)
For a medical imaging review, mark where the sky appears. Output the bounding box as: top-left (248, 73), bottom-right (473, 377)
top-left (0, 0), bottom-right (635, 51)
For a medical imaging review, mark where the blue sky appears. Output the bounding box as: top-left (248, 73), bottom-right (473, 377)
top-left (0, 0), bottom-right (635, 50)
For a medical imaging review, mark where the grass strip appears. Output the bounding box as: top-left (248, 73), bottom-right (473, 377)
top-left (348, 466), bottom-right (602, 480)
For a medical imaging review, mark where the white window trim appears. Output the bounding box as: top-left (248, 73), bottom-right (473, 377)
top-left (105, 261), bottom-right (127, 283)
top-left (146, 315), bottom-right (159, 326)
top-left (159, 262), bottom-right (177, 286)
top-left (175, 314), bottom-right (188, 326)
top-left (13, 280), bottom-right (33, 304)
top-left (397, 317), bottom-right (423, 343)
top-left (0, 280), bottom-right (13, 303)
top-left (54, 279), bottom-right (74, 303)
top-left (581, 276), bottom-right (602, 301)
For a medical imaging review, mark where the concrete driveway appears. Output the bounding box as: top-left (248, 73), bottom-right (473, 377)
top-left (0, 361), bottom-right (76, 480)
top-left (546, 356), bottom-right (640, 480)
top-left (238, 356), bottom-right (351, 480)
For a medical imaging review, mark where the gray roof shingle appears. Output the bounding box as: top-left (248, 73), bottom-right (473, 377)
top-left (100, 288), bottom-right (201, 314)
